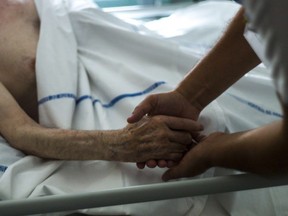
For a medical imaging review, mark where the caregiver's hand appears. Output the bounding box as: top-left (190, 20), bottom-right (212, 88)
top-left (163, 120), bottom-right (288, 181)
top-left (118, 115), bottom-right (203, 162)
top-left (127, 90), bottom-right (201, 124)
top-left (162, 133), bottom-right (216, 181)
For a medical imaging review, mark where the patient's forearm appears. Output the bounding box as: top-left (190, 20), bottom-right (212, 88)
top-left (0, 83), bottom-right (106, 160)
top-left (12, 127), bottom-right (117, 161)
top-left (12, 113), bottom-right (199, 162)
top-left (0, 84), bottom-right (193, 162)
top-left (4, 124), bottom-right (144, 161)
top-left (177, 7), bottom-right (261, 111)
top-left (7, 121), bottom-right (192, 162)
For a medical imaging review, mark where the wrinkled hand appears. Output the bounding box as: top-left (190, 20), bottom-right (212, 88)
top-left (127, 90), bottom-right (203, 168)
top-left (136, 132), bottom-right (205, 169)
top-left (114, 115), bottom-right (203, 162)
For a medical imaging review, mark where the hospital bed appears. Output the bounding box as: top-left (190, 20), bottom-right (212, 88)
top-left (1, 174), bottom-right (288, 215)
top-left (1, 0), bottom-right (288, 215)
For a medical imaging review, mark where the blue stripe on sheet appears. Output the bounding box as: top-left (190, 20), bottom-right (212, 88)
top-left (0, 165), bottom-right (8, 173)
top-left (228, 93), bottom-right (283, 118)
top-left (38, 81), bottom-right (166, 107)
top-left (38, 93), bottom-right (77, 105)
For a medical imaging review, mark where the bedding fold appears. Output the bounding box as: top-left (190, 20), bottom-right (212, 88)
top-left (1, 1), bottom-right (285, 215)
top-left (0, 0), bottom-right (225, 215)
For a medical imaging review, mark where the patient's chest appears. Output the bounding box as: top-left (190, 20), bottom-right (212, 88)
top-left (0, 0), bottom-right (40, 121)
top-left (0, 0), bottom-right (39, 77)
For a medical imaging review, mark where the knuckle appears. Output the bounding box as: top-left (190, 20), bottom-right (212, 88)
top-left (157, 130), bottom-right (167, 138)
top-left (151, 116), bottom-right (162, 123)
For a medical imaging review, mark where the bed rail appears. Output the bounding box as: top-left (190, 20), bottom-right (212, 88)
top-left (1, 173), bottom-right (288, 216)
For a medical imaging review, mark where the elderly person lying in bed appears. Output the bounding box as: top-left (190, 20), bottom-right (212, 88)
top-left (1, 1), bottom-right (285, 215)
top-left (0, 0), bottom-right (202, 163)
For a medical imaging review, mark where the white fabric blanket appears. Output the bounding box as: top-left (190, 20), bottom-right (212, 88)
top-left (0, 0), bottom-right (224, 215)
top-left (0, 0), bottom-right (286, 215)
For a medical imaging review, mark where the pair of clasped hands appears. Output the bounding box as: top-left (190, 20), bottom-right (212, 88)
top-left (127, 90), bottom-right (215, 181)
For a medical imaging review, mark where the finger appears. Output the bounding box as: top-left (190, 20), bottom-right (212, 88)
top-left (168, 131), bottom-right (193, 145)
top-left (151, 150), bottom-right (184, 162)
top-left (164, 152), bottom-right (184, 161)
top-left (137, 162), bottom-right (145, 169)
top-left (127, 107), bottom-right (147, 123)
top-left (157, 160), bottom-right (168, 168)
top-left (127, 99), bottom-right (154, 123)
top-left (195, 134), bottom-right (207, 142)
top-left (146, 160), bottom-right (157, 168)
top-left (160, 116), bottom-right (204, 133)
top-left (162, 166), bottom-right (186, 181)
top-left (167, 160), bottom-right (177, 168)
top-left (190, 132), bottom-right (204, 143)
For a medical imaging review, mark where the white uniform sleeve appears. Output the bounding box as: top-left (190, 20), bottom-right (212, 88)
top-left (243, 0), bottom-right (288, 104)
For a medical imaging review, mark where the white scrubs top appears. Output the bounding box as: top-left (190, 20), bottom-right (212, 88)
top-left (243, 0), bottom-right (288, 105)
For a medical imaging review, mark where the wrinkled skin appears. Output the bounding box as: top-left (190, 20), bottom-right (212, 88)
top-left (115, 115), bottom-right (203, 162)
top-left (127, 90), bottom-right (203, 168)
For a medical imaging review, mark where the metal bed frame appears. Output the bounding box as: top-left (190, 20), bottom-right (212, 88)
top-left (1, 173), bottom-right (288, 216)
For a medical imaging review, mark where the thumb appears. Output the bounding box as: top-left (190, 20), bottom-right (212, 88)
top-left (162, 166), bottom-right (185, 182)
top-left (127, 106), bottom-right (148, 123)
top-left (127, 97), bottom-right (155, 123)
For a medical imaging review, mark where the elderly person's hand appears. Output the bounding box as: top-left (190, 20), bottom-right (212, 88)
top-left (127, 90), bottom-right (203, 167)
top-left (116, 115), bottom-right (203, 162)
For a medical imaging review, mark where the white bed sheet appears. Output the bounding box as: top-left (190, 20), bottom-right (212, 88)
top-left (0, 0), bottom-right (287, 215)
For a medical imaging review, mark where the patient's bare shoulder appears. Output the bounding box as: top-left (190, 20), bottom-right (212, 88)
top-left (0, 0), bottom-right (40, 121)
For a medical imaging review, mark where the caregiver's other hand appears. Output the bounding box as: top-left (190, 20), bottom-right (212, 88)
top-left (163, 120), bottom-right (288, 181)
top-left (162, 133), bottom-right (219, 181)
top-left (127, 90), bottom-right (201, 124)
top-left (117, 115), bottom-right (203, 163)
